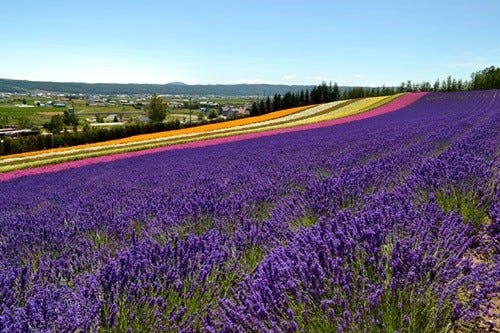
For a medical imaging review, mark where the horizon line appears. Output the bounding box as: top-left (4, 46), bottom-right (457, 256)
top-left (1, 77), bottom-right (374, 87)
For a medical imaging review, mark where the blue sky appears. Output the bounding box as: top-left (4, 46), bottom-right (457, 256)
top-left (1, 0), bottom-right (499, 86)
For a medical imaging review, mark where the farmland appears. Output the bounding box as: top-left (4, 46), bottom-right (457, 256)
top-left (0, 95), bottom-right (230, 128)
top-left (0, 90), bottom-right (498, 332)
top-left (0, 93), bottom-right (413, 173)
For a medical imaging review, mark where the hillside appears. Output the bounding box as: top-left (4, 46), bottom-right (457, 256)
top-left (0, 78), bottom-right (323, 96)
top-left (0, 94), bottom-right (411, 174)
top-left (0, 90), bottom-right (497, 331)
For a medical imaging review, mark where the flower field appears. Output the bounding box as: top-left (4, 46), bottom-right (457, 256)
top-left (0, 94), bottom-right (410, 175)
top-left (0, 90), bottom-right (498, 332)
top-left (0, 105), bottom-right (313, 162)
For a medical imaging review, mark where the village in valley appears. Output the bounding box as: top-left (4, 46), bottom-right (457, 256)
top-left (0, 91), bottom-right (253, 137)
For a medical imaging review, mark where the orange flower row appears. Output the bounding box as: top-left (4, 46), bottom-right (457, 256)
top-left (1, 105), bottom-right (312, 160)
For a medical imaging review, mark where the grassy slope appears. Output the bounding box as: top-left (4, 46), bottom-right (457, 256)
top-left (0, 95), bottom-right (402, 173)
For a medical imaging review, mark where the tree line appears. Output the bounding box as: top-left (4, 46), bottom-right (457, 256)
top-left (0, 118), bottom-right (238, 155)
top-left (1, 66), bottom-right (499, 155)
top-left (249, 82), bottom-right (339, 116)
top-left (353, 66), bottom-right (500, 94)
top-left (249, 81), bottom-right (397, 116)
top-left (249, 66), bottom-right (500, 116)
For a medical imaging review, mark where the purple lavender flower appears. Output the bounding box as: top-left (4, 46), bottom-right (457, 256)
top-left (0, 90), bottom-right (498, 331)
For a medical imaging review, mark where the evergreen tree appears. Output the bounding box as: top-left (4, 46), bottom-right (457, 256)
top-left (446, 76), bottom-right (453, 92)
top-left (406, 80), bottom-right (413, 92)
top-left (282, 92), bottom-right (291, 109)
top-left (332, 82), bottom-right (340, 101)
top-left (348, 87), bottom-right (365, 99)
top-left (250, 102), bottom-right (259, 116)
top-left (265, 97), bottom-right (272, 114)
top-left (433, 79), bottom-right (441, 91)
top-left (398, 82), bottom-right (406, 93)
top-left (259, 100), bottom-right (266, 115)
top-left (272, 94), bottom-right (282, 111)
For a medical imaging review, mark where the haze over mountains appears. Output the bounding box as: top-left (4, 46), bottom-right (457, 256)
top-left (0, 78), bottom-right (331, 96)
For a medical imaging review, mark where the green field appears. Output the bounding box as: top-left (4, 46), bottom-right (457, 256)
top-left (0, 105), bottom-right (55, 128)
top-left (0, 95), bottom-right (251, 129)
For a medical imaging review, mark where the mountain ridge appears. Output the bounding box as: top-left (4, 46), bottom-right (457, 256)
top-left (0, 78), bottom-right (327, 96)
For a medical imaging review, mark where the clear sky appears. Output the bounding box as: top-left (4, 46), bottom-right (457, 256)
top-left (1, 0), bottom-right (499, 86)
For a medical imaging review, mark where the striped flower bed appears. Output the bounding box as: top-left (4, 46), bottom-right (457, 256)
top-left (0, 90), bottom-right (497, 332)
top-left (0, 93), bottom-right (423, 180)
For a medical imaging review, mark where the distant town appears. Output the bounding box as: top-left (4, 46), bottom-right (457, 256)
top-left (0, 90), bottom-right (254, 137)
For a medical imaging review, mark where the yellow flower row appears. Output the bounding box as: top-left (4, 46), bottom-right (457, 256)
top-left (232, 96), bottom-right (392, 133)
top-left (174, 101), bottom-right (347, 137)
top-left (296, 96), bottom-right (391, 124)
top-left (1, 95), bottom-right (402, 172)
top-left (0, 105), bottom-right (312, 160)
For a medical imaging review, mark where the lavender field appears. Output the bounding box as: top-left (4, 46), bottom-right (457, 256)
top-left (0, 91), bottom-right (499, 332)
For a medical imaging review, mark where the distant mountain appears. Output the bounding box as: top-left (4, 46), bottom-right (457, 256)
top-left (166, 82), bottom-right (187, 86)
top-left (0, 78), bottom-right (325, 96)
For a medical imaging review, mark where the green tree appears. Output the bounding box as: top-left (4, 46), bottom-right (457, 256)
top-left (332, 82), bottom-right (340, 101)
top-left (433, 79), bottom-right (441, 91)
top-left (398, 82), bottom-right (406, 93)
top-left (147, 93), bottom-right (167, 123)
top-left (420, 81), bottom-right (432, 92)
top-left (259, 100), bottom-right (266, 115)
top-left (82, 121), bottom-right (92, 132)
top-left (282, 92), bottom-right (293, 109)
top-left (299, 90), bottom-right (305, 105)
top-left (265, 96), bottom-right (272, 113)
top-left (250, 102), bottom-right (259, 116)
top-left (470, 66), bottom-right (500, 90)
top-left (50, 115), bottom-right (64, 133)
top-left (207, 109), bottom-right (218, 120)
top-left (272, 94), bottom-right (282, 111)
top-left (63, 110), bottom-right (79, 128)
top-left (406, 80), bottom-right (413, 92)
top-left (446, 76), bottom-right (453, 92)
top-left (304, 90), bottom-right (310, 104)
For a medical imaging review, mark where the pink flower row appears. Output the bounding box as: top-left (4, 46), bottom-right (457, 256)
top-left (0, 93), bottom-right (427, 182)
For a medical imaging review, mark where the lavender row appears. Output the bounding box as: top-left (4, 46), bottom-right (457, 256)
top-left (0, 90), bottom-right (498, 332)
top-left (211, 92), bottom-right (499, 332)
